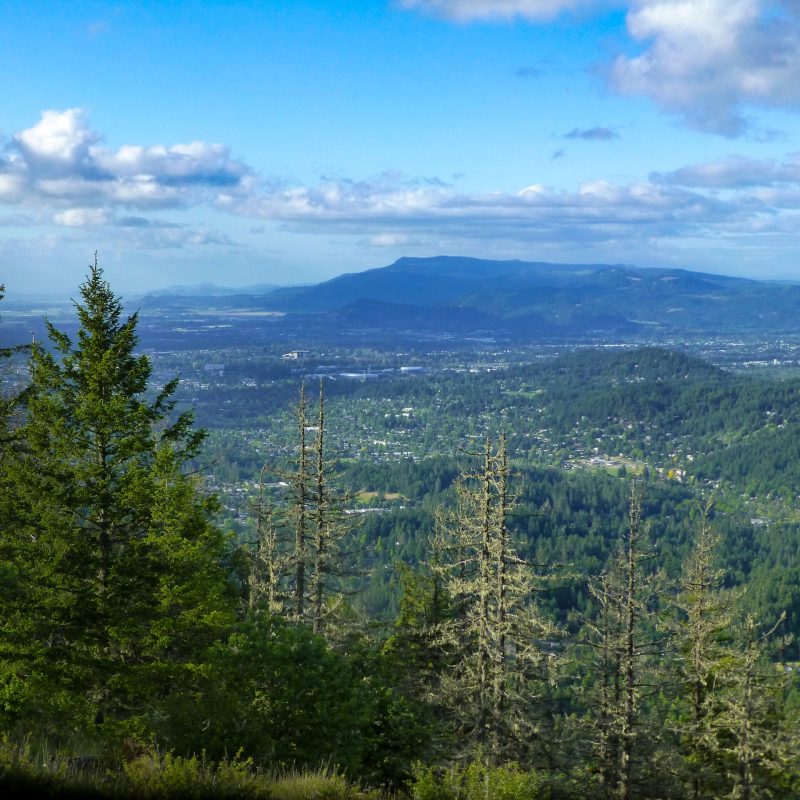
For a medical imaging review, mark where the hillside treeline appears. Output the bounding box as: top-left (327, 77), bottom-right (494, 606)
top-left (1, 267), bottom-right (799, 799)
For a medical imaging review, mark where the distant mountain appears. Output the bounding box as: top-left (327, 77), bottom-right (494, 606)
top-left (143, 282), bottom-right (283, 299)
top-left (141, 256), bottom-right (800, 338)
top-left (264, 256), bottom-right (602, 311)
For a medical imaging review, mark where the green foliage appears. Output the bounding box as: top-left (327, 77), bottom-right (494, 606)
top-left (410, 760), bottom-right (549, 800)
top-left (124, 751), bottom-right (359, 800)
top-left (431, 437), bottom-right (557, 765)
top-left (158, 614), bottom-right (371, 768)
top-left (382, 563), bottom-right (450, 695)
top-left (0, 734), bottom-right (120, 799)
top-left (147, 613), bottom-right (433, 787)
top-left (0, 737), bottom-right (369, 800)
top-left (5, 270), bottom-right (800, 796)
top-left (123, 751), bottom-right (255, 799)
top-left (252, 383), bottom-right (355, 634)
top-left (0, 261), bottom-right (236, 748)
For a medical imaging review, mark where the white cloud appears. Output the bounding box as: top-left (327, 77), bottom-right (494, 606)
top-left (231, 171), bottom-right (734, 247)
top-left (613, 0), bottom-right (800, 134)
top-left (15, 108), bottom-right (99, 167)
top-left (398, 0), bottom-right (594, 21)
top-left (236, 174), bottom-right (449, 221)
top-left (400, 0), bottom-right (800, 135)
top-left (95, 141), bottom-right (248, 184)
top-left (6, 110), bottom-right (800, 273)
top-left (1, 108), bottom-right (252, 213)
top-left (53, 207), bottom-right (112, 227)
top-left (368, 232), bottom-right (415, 246)
top-left (211, 159), bottom-right (800, 272)
top-left (655, 154), bottom-right (800, 187)
top-left (0, 171), bottom-right (26, 202)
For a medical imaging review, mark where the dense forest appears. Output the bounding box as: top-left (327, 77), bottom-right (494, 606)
top-left (1, 266), bottom-right (799, 799)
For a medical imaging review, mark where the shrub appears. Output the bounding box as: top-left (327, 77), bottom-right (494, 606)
top-left (410, 760), bottom-right (549, 800)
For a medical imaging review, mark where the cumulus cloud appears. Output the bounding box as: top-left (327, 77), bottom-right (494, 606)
top-left (6, 109), bottom-right (800, 268)
top-left (398, 0), bottom-right (594, 22)
top-left (15, 109), bottom-right (99, 169)
top-left (612, 0), bottom-right (800, 135)
top-left (0, 109), bottom-right (255, 268)
top-left (0, 171), bottom-right (26, 202)
top-left (229, 170), bottom-right (737, 247)
top-left (234, 173), bottom-right (452, 222)
top-left (211, 157), bottom-right (800, 268)
top-left (564, 126), bottom-right (620, 140)
top-left (399, 0), bottom-right (800, 135)
top-left (654, 154), bottom-right (800, 188)
top-left (1, 108), bottom-right (252, 215)
top-left (53, 207), bottom-right (112, 227)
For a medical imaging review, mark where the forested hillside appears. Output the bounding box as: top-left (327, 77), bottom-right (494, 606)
top-left (1, 267), bottom-right (799, 799)
top-left (145, 255), bottom-right (800, 337)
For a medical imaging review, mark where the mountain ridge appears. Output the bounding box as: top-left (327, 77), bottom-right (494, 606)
top-left (140, 256), bottom-right (800, 337)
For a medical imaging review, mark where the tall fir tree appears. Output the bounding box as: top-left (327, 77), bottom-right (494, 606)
top-left (308, 380), bottom-right (350, 635)
top-left (247, 465), bottom-right (286, 615)
top-left (431, 435), bottom-right (555, 766)
top-left (252, 381), bottom-right (351, 635)
top-left (719, 613), bottom-right (797, 800)
top-left (0, 260), bottom-right (236, 746)
top-left (669, 499), bottom-right (737, 799)
top-left (582, 482), bottom-right (667, 800)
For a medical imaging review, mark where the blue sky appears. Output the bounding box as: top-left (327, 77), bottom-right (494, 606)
top-left (3, 0), bottom-right (800, 295)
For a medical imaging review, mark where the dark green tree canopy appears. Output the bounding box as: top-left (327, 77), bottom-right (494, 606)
top-left (0, 259), bottom-right (235, 743)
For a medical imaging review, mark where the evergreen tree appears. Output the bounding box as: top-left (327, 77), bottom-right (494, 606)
top-left (582, 482), bottom-right (666, 800)
top-left (666, 500), bottom-right (799, 799)
top-left (290, 384), bottom-right (312, 620)
top-left (718, 613), bottom-right (797, 799)
top-left (308, 380), bottom-right (349, 635)
top-left (254, 381), bottom-right (352, 634)
top-left (669, 499), bottom-right (736, 799)
top-left (247, 465), bottom-right (286, 614)
top-left (0, 260), bottom-right (235, 745)
top-left (432, 435), bottom-right (555, 766)
top-left (382, 561), bottom-right (448, 700)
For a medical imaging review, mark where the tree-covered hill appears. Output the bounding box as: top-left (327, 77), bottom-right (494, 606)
top-left (3, 272), bottom-right (800, 799)
top-left (196, 345), bottom-right (800, 497)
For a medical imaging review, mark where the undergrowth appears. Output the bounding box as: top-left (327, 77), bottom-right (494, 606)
top-left (0, 737), bottom-right (387, 800)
